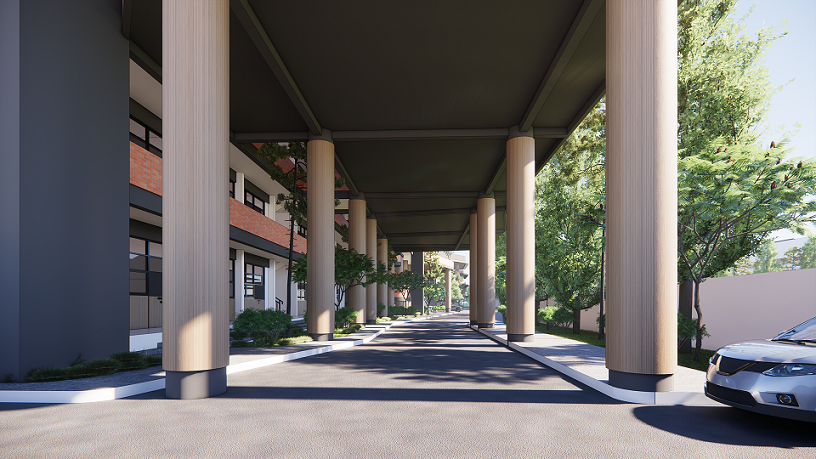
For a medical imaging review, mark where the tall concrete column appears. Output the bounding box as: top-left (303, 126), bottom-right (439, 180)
top-left (445, 268), bottom-right (452, 313)
top-left (348, 194), bottom-right (367, 324)
top-left (306, 131), bottom-right (336, 341)
top-left (476, 195), bottom-right (496, 328)
top-left (410, 252), bottom-right (424, 313)
top-left (162, 0), bottom-right (229, 399)
top-left (234, 249), bottom-right (245, 317)
top-left (606, 0), bottom-right (677, 392)
top-left (469, 211), bottom-right (478, 325)
top-left (377, 237), bottom-right (389, 317)
top-left (506, 128), bottom-right (535, 342)
top-left (366, 217), bottom-right (378, 324)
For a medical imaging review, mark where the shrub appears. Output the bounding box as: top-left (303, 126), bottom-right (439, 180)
top-left (335, 306), bottom-right (358, 328)
top-left (377, 303), bottom-right (386, 315)
top-left (388, 306), bottom-right (416, 316)
top-left (376, 316), bottom-right (391, 323)
top-left (230, 329), bottom-right (248, 341)
top-left (27, 367), bottom-right (69, 383)
top-left (288, 326), bottom-right (308, 337)
top-left (66, 359), bottom-right (119, 379)
top-left (537, 306), bottom-right (574, 329)
top-left (110, 351), bottom-right (147, 371)
top-left (498, 305), bottom-right (507, 323)
top-left (233, 309), bottom-right (292, 344)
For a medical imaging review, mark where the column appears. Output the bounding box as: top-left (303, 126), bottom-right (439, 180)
top-left (234, 249), bottom-right (245, 317)
top-left (506, 128), bottom-right (535, 342)
top-left (606, 0), bottom-right (677, 392)
top-left (163, 0), bottom-right (229, 399)
top-left (348, 194), bottom-right (367, 324)
top-left (469, 211), bottom-right (478, 325)
top-left (306, 131), bottom-right (336, 340)
top-left (476, 195), bottom-right (495, 328)
top-left (265, 260), bottom-right (276, 310)
top-left (445, 268), bottom-right (452, 313)
top-left (365, 216), bottom-right (378, 323)
top-left (377, 238), bottom-right (389, 317)
top-left (235, 171), bottom-right (245, 204)
top-left (410, 252), bottom-right (424, 314)
top-left (395, 261), bottom-right (404, 307)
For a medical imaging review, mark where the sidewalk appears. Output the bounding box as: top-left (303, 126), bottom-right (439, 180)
top-left (0, 314), bottom-right (451, 404)
top-left (473, 322), bottom-right (717, 406)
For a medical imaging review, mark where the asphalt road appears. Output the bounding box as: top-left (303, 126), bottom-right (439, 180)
top-left (2, 313), bottom-right (814, 458)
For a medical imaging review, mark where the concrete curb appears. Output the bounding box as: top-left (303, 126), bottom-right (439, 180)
top-left (0, 312), bottom-right (457, 404)
top-left (471, 325), bottom-right (713, 406)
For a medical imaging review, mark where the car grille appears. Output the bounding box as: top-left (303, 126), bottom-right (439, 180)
top-left (717, 356), bottom-right (778, 375)
top-left (706, 382), bottom-right (756, 407)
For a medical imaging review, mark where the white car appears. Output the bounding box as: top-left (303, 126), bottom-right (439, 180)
top-left (705, 316), bottom-right (816, 422)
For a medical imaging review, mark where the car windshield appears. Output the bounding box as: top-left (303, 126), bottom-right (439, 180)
top-left (773, 316), bottom-right (816, 342)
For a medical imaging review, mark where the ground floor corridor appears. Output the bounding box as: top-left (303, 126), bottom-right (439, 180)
top-left (1, 314), bottom-right (813, 458)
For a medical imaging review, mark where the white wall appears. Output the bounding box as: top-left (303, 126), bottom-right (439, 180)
top-left (576, 269), bottom-right (816, 350)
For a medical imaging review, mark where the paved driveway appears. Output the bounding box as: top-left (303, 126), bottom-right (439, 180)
top-left (2, 314), bottom-right (814, 458)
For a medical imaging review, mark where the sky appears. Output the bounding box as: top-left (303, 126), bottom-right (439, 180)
top-left (451, 1), bottom-right (816, 272)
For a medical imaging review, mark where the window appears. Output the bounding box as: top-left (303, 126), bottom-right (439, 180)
top-left (229, 259), bottom-right (235, 299)
top-left (244, 190), bottom-right (265, 214)
top-left (297, 282), bottom-right (306, 300)
top-left (129, 117), bottom-right (162, 157)
top-left (244, 262), bottom-right (265, 298)
top-left (297, 224), bottom-right (307, 238)
top-left (229, 180), bottom-right (235, 199)
top-left (129, 236), bottom-right (161, 295)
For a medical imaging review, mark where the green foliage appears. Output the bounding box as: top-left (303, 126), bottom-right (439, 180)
top-left (376, 316), bottom-right (391, 323)
top-left (536, 306), bottom-right (575, 329)
top-left (678, 0), bottom-right (787, 156)
top-left (277, 336), bottom-right (314, 346)
top-left (377, 303), bottom-right (386, 315)
top-left (677, 312), bottom-right (709, 350)
top-left (2, 374), bottom-right (16, 383)
top-left (497, 305), bottom-right (507, 323)
top-left (799, 236), bottom-right (816, 270)
top-left (232, 309), bottom-right (292, 344)
top-left (292, 245), bottom-right (376, 307)
top-left (334, 306), bottom-right (359, 328)
top-left (389, 270), bottom-right (427, 305)
top-left (26, 352), bottom-right (161, 383)
top-left (422, 252), bottom-right (447, 313)
top-left (387, 305), bottom-right (417, 316)
top-left (753, 237), bottom-right (781, 273)
top-left (450, 272), bottom-right (466, 302)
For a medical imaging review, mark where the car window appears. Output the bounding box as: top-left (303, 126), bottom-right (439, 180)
top-left (774, 316), bottom-right (816, 342)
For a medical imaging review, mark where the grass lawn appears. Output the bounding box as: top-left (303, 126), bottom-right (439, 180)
top-left (534, 325), bottom-right (715, 372)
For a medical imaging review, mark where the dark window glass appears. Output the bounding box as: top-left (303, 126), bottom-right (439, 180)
top-left (244, 262), bottom-right (265, 297)
top-left (130, 237), bottom-right (146, 255)
top-left (244, 190), bottom-right (265, 214)
top-left (148, 241), bottom-right (162, 258)
top-left (148, 257), bottom-right (162, 272)
top-left (297, 282), bottom-right (306, 300)
top-left (130, 272), bottom-right (147, 294)
top-left (129, 254), bottom-right (147, 271)
top-left (229, 259), bottom-right (234, 298)
top-left (149, 133), bottom-right (162, 151)
top-left (229, 181), bottom-right (235, 198)
top-left (129, 119), bottom-right (146, 140)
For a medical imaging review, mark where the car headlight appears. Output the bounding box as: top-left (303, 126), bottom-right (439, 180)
top-left (762, 363), bottom-right (816, 377)
top-left (709, 352), bottom-right (720, 365)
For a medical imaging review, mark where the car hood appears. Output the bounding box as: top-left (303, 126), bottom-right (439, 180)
top-left (718, 339), bottom-right (816, 364)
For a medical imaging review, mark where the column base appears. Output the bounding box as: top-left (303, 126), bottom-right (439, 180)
top-left (477, 323), bottom-right (495, 329)
top-left (470, 320), bottom-right (478, 325)
top-left (508, 333), bottom-right (534, 343)
top-left (366, 320), bottom-right (377, 325)
top-left (310, 333), bottom-right (333, 342)
top-left (166, 367), bottom-right (227, 400)
top-left (608, 370), bottom-right (674, 392)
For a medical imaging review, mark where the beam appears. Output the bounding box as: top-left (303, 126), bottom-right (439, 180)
top-left (230, 0), bottom-right (321, 135)
top-left (129, 40), bottom-right (161, 83)
top-left (386, 231), bottom-right (464, 239)
top-left (234, 132), bottom-right (309, 142)
top-left (519, 0), bottom-right (605, 131)
top-left (332, 128), bottom-right (509, 141)
top-left (374, 208), bottom-right (472, 218)
top-left (533, 127), bottom-right (569, 138)
top-left (454, 223), bottom-right (470, 251)
top-left (536, 81), bottom-right (606, 172)
top-left (364, 192), bottom-right (479, 199)
top-left (484, 157), bottom-right (507, 196)
top-left (333, 153), bottom-right (359, 196)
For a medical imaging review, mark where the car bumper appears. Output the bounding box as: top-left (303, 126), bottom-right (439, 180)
top-left (706, 367), bottom-right (816, 422)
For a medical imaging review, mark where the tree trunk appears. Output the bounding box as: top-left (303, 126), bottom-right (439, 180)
top-left (678, 278), bottom-right (694, 354)
top-left (285, 160), bottom-right (299, 317)
top-left (693, 278), bottom-right (703, 361)
top-left (572, 308), bottom-right (581, 334)
top-left (598, 229), bottom-right (606, 340)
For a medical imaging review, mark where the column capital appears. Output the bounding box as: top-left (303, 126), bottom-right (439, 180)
top-left (308, 128), bottom-right (333, 143)
top-left (507, 125), bottom-right (534, 140)
top-left (477, 192), bottom-right (494, 200)
top-left (350, 192), bottom-right (366, 200)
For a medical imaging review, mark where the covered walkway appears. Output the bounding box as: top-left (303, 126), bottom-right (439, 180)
top-left (2, 314), bottom-right (813, 457)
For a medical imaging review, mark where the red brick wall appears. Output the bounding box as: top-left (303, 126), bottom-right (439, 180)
top-left (129, 142), bottom-right (162, 196)
top-left (130, 141), bottom-right (307, 254)
top-left (230, 198), bottom-right (308, 254)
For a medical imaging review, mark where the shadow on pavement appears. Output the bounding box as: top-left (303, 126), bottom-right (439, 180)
top-left (632, 405), bottom-right (816, 448)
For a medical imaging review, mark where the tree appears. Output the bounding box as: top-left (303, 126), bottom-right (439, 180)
top-left (422, 252), bottom-right (447, 313)
top-left (450, 272), bottom-right (466, 304)
top-left (677, 0), bottom-right (787, 156)
top-left (389, 269), bottom-right (427, 309)
top-left (753, 237), bottom-right (782, 273)
top-left (291, 245), bottom-right (376, 309)
top-left (800, 235), bottom-right (816, 270)
top-left (677, 140), bottom-right (816, 360)
top-left (781, 246), bottom-right (803, 271)
top-left (257, 142), bottom-right (344, 316)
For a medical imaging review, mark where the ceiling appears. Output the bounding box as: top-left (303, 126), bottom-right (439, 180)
top-left (123, 0), bottom-right (607, 252)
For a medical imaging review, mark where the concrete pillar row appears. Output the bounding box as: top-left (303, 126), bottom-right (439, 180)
top-left (469, 211), bottom-right (478, 326)
top-left (476, 196), bottom-right (496, 328)
top-left (306, 131), bottom-right (336, 341)
top-left (506, 128), bottom-right (536, 342)
top-left (445, 268), bottom-right (452, 313)
top-left (377, 238), bottom-right (389, 317)
top-left (162, 0), bottom-right (229, 399)
top-left (606, 0), bottom-right (677, 392)
top-left (348, 195), bottom-right (367, 324)
top-left (365, 217), bottom-right (378, 324)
